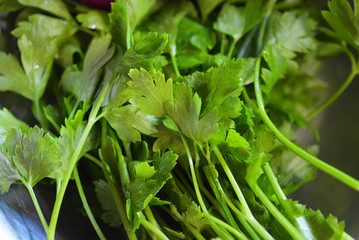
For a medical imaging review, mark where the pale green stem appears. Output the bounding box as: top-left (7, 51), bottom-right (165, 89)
top-left (140, 214), bottom-right (169, 240)
top-left (306, 67), bottom-right (358, 121)
top-left (48, 83), bottom-right (111, 240)
top-left (144, 206), bottom-right (161, 230)
top-left (211, 144), bottom-right (274, 240)
top-left (181, 136), bottom-right (234, 240)
top-left (84, 153), bottom-right (103, 168)
top-left (73, 167), bottom-right (106, 240)
top-left (253, 57), bottom-right (359, 191)
top-left (103, 170), bottom-right (137, 240)
top-left (249, 183), bottom-right (305, 240)
top-left (25, 183), bottom-right (49, 234)
top-left (211, 144), bottom-right (251, 216)
top-left (205, 214), bottom-right (249, 240)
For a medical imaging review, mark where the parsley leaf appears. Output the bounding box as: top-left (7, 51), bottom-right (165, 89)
top-left (11, 14), bottom-right (76, 101)
top-left (0, 127), bottom-right (61, 192)
top-left (77, 10), bottom-right (109, 31)
top-left (165, 83), bottom-right (218, 143)
top-left (126, 151), bottom-right (178, 231)
top-left (322, 0), bottom-right (359, 49)
top-left (104, 105), bottom-right (158, 142)
top-left (214, 1), bottom-right (266, 41)
top-left (62, 34), bottom-right (114, 101)
top-left (17, 0), bottom-right (72, 20)
top-left (0, 108), bottom-right (29, 145)
top-left (128, 68), bottom-right (173, 118)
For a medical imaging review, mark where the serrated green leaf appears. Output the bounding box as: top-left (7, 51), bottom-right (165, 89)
top-left (128, 68), bottom-right (172, 118)
top-left (183, 59), bottom-right (254, 115)
top-left (127, 151), bottom-right (177, 231)
top-left (51, 107), bottom-right (97, 181)
top-left (119, 32), bottom-right (168, 73)
top-left (110, 0), bottom-right (156, 49)
top-left (6, 127), bottom-right (61, 187)
top-left (105, 105), bottom-right (158, 142)
top-left (265, 11), bottom-right (316, 55)
top-left (0, 147), bottom-right (21, 193)
top-left (183, 202), bottom-right (209, 232)
top-left (322, 0), bottom-right (359, 49)
top-left (261, 44), bottom-right (288, 96)
top-left (255, 125), bottom-right (276, 153)
top-left (145, 1), bottom-right (188, 55)
top-left (165, 83), bottom-right (218, 143)
top-left (214, 1), bottom-right (266, 41)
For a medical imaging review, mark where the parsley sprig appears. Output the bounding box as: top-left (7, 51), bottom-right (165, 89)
top-left (0, 0), bottom-right (358, 239)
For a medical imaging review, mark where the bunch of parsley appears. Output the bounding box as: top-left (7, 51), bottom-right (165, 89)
top-left (0, 0), bottom-right (358, 239)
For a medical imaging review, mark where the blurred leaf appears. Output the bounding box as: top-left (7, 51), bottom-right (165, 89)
top-left (321, 0), bottom-right (359, 49)
top-left (0, 0), bottom-right (23, 12)
top-left (77, 10), bottom-right (109, 31)
top-left (18, 0), bottom-right (72, 20)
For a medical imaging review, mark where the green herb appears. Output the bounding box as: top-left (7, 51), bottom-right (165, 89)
top-left (0, 0), bottom-right (358, 239)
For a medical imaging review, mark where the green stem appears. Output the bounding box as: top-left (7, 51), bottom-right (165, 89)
top-left (242, 88), bottom-right (260, 115)
top-left (220, 187), bottom-right (261, 240)
top-left (140, 214), bottom-right (169, 240)
top-left (170, 48), bottom-right (180, 77)
top-left (306, 67), bottom-right (358, 121)
top-left (144, 206), bottom-right (161, 230)
top-left (84, 153), bottom-right (103, 168)
top-left (341, 232), bottom-right (355, 240)
top-left (227, 38), bottom-right (239, 58)
top-left (205, 214), bottom-right (249, 240)
top-left (47, 83), bottom-right (111, 240)
top-left (203, 165), bottom-right (241, 232)
top-left (220, 34), bottom-right (226, 55)
top-left (253, 57), bottom-right (359, 191)
top-left (181, 136), bottom-right (208, 213)
top-left (193, 144), bottom-right (218, 211)
top-left (263, 163), bottom-right (286, 200)
top-left (125, 2), bottom-right (133, 50)
top-left (33, 99), bottom-right (49, 129)
top-left (211, 144), bottom-right (251, 216)
top-left (249, 183), bottom-right (305, 240)
top-left (103, 170), bottom-right (137, 240)
top-left (181, 136), bottom-right (234, 240)
top-left (70, 100), bottom-right (80, 118)
top-left (211, 144), bottom-right (274, 240)
top-left (73, 167), bottom-right (106, 240)
top-left (25, 184), bottom-right (49, 234)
